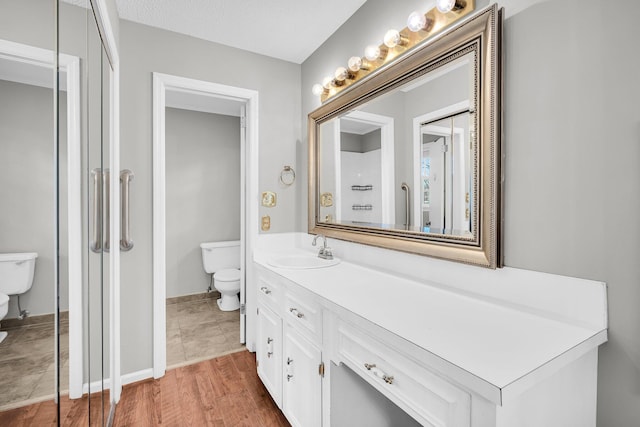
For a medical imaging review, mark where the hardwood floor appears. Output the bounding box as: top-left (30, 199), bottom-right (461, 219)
top-left (0, 350), bottom-right (290, 427)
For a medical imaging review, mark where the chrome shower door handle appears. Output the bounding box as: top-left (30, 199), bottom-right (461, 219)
top-left (120, 169), bottom-right (134, 251)
top-left (90, 168), bottom-right (102, 253)
top-left (104, 169), bottom-right (110, 252)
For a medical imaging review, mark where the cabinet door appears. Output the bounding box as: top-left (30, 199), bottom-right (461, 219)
top-left (257, 304), bottom-right (283, 407)
top-left (283, 324), bottom-right (322, 427)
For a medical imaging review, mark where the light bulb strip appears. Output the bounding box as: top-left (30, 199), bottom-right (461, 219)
top-left (317, 0), bottom-right (475, 102)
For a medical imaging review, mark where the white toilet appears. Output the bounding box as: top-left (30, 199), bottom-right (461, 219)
top-left (0, 252), bottom-right (37, 343)
top-left (200, 241), bottom-right (241, 311)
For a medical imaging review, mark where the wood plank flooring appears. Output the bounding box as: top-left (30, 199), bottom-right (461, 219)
top-left (0, 350), bottom-right (290, 427)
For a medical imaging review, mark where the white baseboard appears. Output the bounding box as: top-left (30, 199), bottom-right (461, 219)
top-left (81, 368), bottom-right (154, 395)
top-left (83, 378), bottom-right (111, 395)
top-left (122, 368), bottom-right (154, 386)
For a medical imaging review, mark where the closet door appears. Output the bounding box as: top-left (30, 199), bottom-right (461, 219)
top-left (58, 1), bottom-right (114, 424)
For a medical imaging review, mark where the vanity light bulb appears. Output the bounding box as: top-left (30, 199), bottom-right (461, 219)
top-left (436, 0), bottom-right (457, 13)
top-left (334, 66), bottom-right (348, 82)
top-left (364, 44), bottom-right (381, 61)
top-left (407, 11), bottom-right (427, 32)
top-left (322, 76), bottom-right (333, 89)
top-left (383, 29), bottom-right (401, 48)
top-left (312, 83), bottom-right (324, 96)
top-left (348, 56), bottom-right (362, 72)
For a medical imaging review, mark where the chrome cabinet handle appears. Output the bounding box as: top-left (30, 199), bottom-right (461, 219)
top-left (260, 286), bottom-right (272, 295)
top-left (120, 169), bottom-right (134, 251)
top-left (90, 168), bottom-right (102, 253)
top-left (364, 362), bottom-right (394, 385)
top-left (287, 358), bottom-right (293, 365)
top-left (287, 374), bottom-right (293, 382)
top-left (289, 308), bottom-right (304, 318)
top-left (267, 337), bottom-right (273, 344)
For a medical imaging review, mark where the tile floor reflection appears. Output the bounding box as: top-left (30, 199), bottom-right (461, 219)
top-left (0, 315), bottom-right (68, 409)
top-left (166, 292), bottom-right (243, 368)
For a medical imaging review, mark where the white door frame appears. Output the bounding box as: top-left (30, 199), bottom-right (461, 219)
top-left (413, 100), bottom-right (469, 228)
top-left (0, 39), bottom-right (86, 398)
top-left (337, 111), bottom-right (395, 225)
top-left (152, 73), bottom-right (259, 379)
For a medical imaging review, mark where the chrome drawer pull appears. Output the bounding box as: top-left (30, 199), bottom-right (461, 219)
top-left (287, 374), bottom-right (293, 382)
top-left (260, 286), bottom-right (272, 294)
top-left (267, 351), bottom-right (273, 358)
top-left (289, 308), bottom-right (305, 318)
top-left (287, 357), bottom-right (294, 365)
top-left (365, 363), bottom-right (394, 385)
top-left (267, 337), bottom-right (273, 344)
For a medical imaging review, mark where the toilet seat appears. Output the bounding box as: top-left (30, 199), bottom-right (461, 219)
top-left (215, 268), bottom-right (240, 282)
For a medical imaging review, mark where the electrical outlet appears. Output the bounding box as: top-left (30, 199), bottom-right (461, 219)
top-left (261, 215), bottom-right (271, 231)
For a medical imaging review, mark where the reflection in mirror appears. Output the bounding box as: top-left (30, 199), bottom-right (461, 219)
top-left (419, 110), bottom-right (472, 236)
top-left (318, 51), bottom-right (476, 239)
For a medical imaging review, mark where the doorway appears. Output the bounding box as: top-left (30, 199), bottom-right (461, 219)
top-left (152, 73), bottom-right (258, 378)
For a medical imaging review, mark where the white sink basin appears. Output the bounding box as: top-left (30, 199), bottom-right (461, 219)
top-left (268, 254), bottom-right (341, 269)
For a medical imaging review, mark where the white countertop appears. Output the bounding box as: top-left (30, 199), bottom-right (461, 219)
top-left (254, 247), bottom-right (607, 403)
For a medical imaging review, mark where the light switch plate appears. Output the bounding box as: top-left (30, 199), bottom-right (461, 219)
top-left (261, 191), bottom-right (277, 207)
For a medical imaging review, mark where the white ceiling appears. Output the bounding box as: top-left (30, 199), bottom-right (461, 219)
top-left (340, 117), bottom-right (380, 135)
top-left (166, 89), bottom-right (244, 117)
top-left (115, 0), bottom-right (368, 64)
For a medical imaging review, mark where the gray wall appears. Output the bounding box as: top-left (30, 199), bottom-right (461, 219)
top-left (341, 129), bottom-right (381, 153)
top-left (301, 0), bottom-right (640, 425)
top-left (0, 80), bottom-right (68, 318)
top-left (119, 20), bottom-right (301, 375)
top-left (165, 108), bottom-right (241, 298)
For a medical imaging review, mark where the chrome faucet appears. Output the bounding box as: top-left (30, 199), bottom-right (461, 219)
top-left (312, 234), bottom-right (333, 260)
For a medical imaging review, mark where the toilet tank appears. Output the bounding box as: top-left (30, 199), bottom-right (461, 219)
top-left (200, 241), bottom-right (240, 274)
top-left (0, 252), bottom-right (37, 295)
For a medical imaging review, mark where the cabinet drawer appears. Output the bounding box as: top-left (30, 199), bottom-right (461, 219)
top-left (257, 274), bottom-right (282, 312)
top-left (284, 291), bottom-right (322, 343)
top-left (336, 321), bottom-right (471, 427)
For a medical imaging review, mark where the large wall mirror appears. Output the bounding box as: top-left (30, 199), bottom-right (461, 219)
top-left (309, 5), bottom-right (502, 268)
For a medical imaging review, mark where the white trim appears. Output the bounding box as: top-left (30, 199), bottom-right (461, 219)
top-left (340, 111), bottom-right (395, 225)
top-left (0, 39), bottom-right (83, 400)
top-left (412, 100), bottom-right (470, 228)
top-left (92, 0), bottom-right (121, 403)
top-left (64, 56), bottom-right (83, 401)
top-left (152, 73), bottom-right (259, 379)
top-left (121, 368), bottom-right (154, 386)
top-left (332, 120), bottom-right (341, 221)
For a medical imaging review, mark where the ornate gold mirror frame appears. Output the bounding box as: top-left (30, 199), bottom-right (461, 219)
top-left (308, 5), bottom-right (503, 268)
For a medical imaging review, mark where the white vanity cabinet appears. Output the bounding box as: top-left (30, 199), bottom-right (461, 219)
top-left (253, 241), bottom-right (607, 427)
top-left (256, 304), bottom-right (282, 407)
top-left (256, 266), bottom-right (323, 427)
top-left (282, 325), bottom-right (322, 427)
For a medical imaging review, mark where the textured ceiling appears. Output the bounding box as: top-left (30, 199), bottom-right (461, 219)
top-left (115, 0), bottom-right (367, 64)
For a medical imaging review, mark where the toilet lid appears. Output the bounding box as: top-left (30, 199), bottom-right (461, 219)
top-left (0, 293), bottom-right (8, 305)
top-left (216, 268), bottom-right (240, 282)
